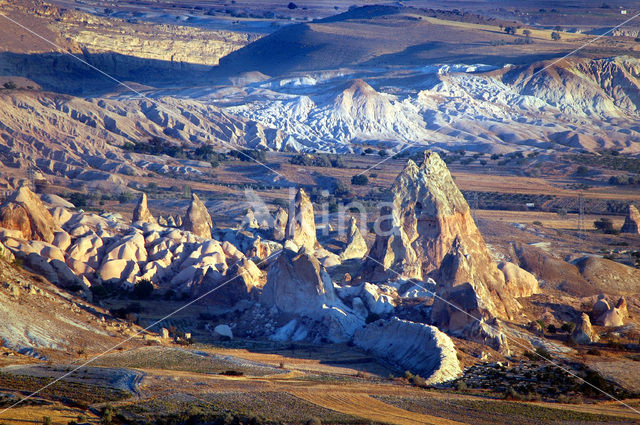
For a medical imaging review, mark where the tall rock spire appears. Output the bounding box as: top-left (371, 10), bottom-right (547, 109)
top-left (132, 193), bottom-right (156, 224)
top-left (183, 193), bottom-right (213, 238)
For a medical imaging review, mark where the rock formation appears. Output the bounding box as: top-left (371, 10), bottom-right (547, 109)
top-left (571, 313), bottom-right (599, 344)
top-left (132, 193), bottom-right (156, 224)
top-left (183, 194), bottom-right (213, 239)
top-left (361, 152), bottom-right (519, 346)
top-left (621, 204), bottom-right (640, 234)
top-left (340, 217), bottom-right (368, 261)
top-left (354, 317), bottom-right (462, 384)
top-left (498, 262), bottom-right (540, 298)
top-left (272, 207), bottom-right (288, 241)
top-left (284, 188), bottom-right (318, 252)
top-left (261, 248), bottom-right (336, 315)
top-left (593, 297), bottom-right (627, 327)
top-left (0, 186), bottom-right (57, 243)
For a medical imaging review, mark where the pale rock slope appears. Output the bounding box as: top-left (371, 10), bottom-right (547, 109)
top-left (354, 317), bottom-right (462, 384)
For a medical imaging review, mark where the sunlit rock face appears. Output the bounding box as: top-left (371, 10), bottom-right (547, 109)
top-left (183, 194), bottom-right (213, 239)
top-left (284, 188), bottom-right (318, 252)
top-left (0, 186), bottom-right (58, 243)
top-left (361, 152), bottom-right (526, 349)
top-left (132, 193), bottom-right (156, 224)
top-left (621, 204), bottom-right (640, 234)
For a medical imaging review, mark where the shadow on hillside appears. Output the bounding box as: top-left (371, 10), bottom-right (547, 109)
top-left (0, 51), bottom-right (215, 95)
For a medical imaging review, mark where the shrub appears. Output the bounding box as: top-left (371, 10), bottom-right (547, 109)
top-left (132, 279), bottom-right (154, 299)
top-left (3, 81), bottom-right (17, 89)
top-left (587, 348), bottom-right (602, 356)
top-left (351, 174), bottom-right (369, 186)
top-left (403, 370), bottom-right (414, 380)
top-left (287, 2), bottom-right (297, 9)
top-left (561, 322), bottom-right (576, 333)
top-left (365, 312), bottom-right (381, 324)
top-left (551, 31), bottom-right (561, 41)
top-left (101, 404), bottom-right (114, 425)
top-left (454, 380), bottom-right (468, 390)
top-left (42, 417), bottom-right (52, 425)
top-left (410, 375), bottom-right (427, 387)
top-left (307, 419), bottom-right (322, 425)
top-left (594, 217), bottom-right (617, 234)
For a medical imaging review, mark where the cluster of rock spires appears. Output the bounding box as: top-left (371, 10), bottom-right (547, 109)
top-left (2, 151), bottom-right (603, 383)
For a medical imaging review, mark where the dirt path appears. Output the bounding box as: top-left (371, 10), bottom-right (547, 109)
top-left (289, 389), bottom-right (468, 425)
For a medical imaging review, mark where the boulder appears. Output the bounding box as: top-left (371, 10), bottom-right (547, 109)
top-left (354, 317), bottom-right (462, 384)
top-left (340, 217), bottom-right (368, 261)
top-left (284, 188), bottom-right (318, 252)
top-left (132, 193), bottom-right (156, 224)
top-left (213, 324), bottom-right (234, 339)
top-left (183, 194), bottom-right (213, 238)
top-left (0, 186), bottom-right (57, 243)
top-left (621, 204), bottom-right (640, 234)
top-left (571, 313), bottom-right (599, 344)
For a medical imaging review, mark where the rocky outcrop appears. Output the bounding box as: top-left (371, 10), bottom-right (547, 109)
top-left (571, 313), bottom-right (599, 344)
top-left (183, 194), bottom-right (213, 239)
top-left (0, 186), bottom-right (57, 243)
top-left (621, 204), bottom-right (640, 234)
top-left (354, 317), bottom-right (462, 384)
top-left (340, 217), bottom-right (368, 261)
top-left (593, 297), bottom-right (627, 327)
top-left (498, 262), bottom-right (540, 298)
top-left (132, 193), bottom-right (156, 224)
top-left (360, 152), bottom-right (519, 348)
top-left (272, 207), bottom-right (288, 241)
top-left (284, 189), bottom-right (318, 252)
top-left (261, 249), bottom-right (336, 316)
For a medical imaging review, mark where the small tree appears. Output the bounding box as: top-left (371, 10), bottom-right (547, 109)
top-left (551, 31), bottom-right (561, 41)
top-left (132, 279), bottom-right (154, 299)
top-left (3, 81), bottom-right (17, 90)
top-left (351, 175), bottom-right (369, 186)
top-left (287, 2), bottom-right (297, 9)
top-left (42, 417), bottom-right (52, 425)
top-left (504, 26), bottom-right (516, 35)
top-left (523, 29), bottom-right (531, 37)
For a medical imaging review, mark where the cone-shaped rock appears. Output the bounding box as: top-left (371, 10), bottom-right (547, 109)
top-left (285, 188), bottom-right (318, 252)
top-left (340, 217), bottom-right (368, 260)
top-left (273, 207), bottom-right (288, 241)
top-left (132, 193), bottom-right (156, 224)
top-left (362, 151), bottom-right (520, 339)
top-left (571, 313), bottom-right (599, 344)
top-left (0, 186), bottom-right (57, 243)
top-left (621, 204), bottom-right (640, 234)
top-left (183, 194), bottom-right (213, 238)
